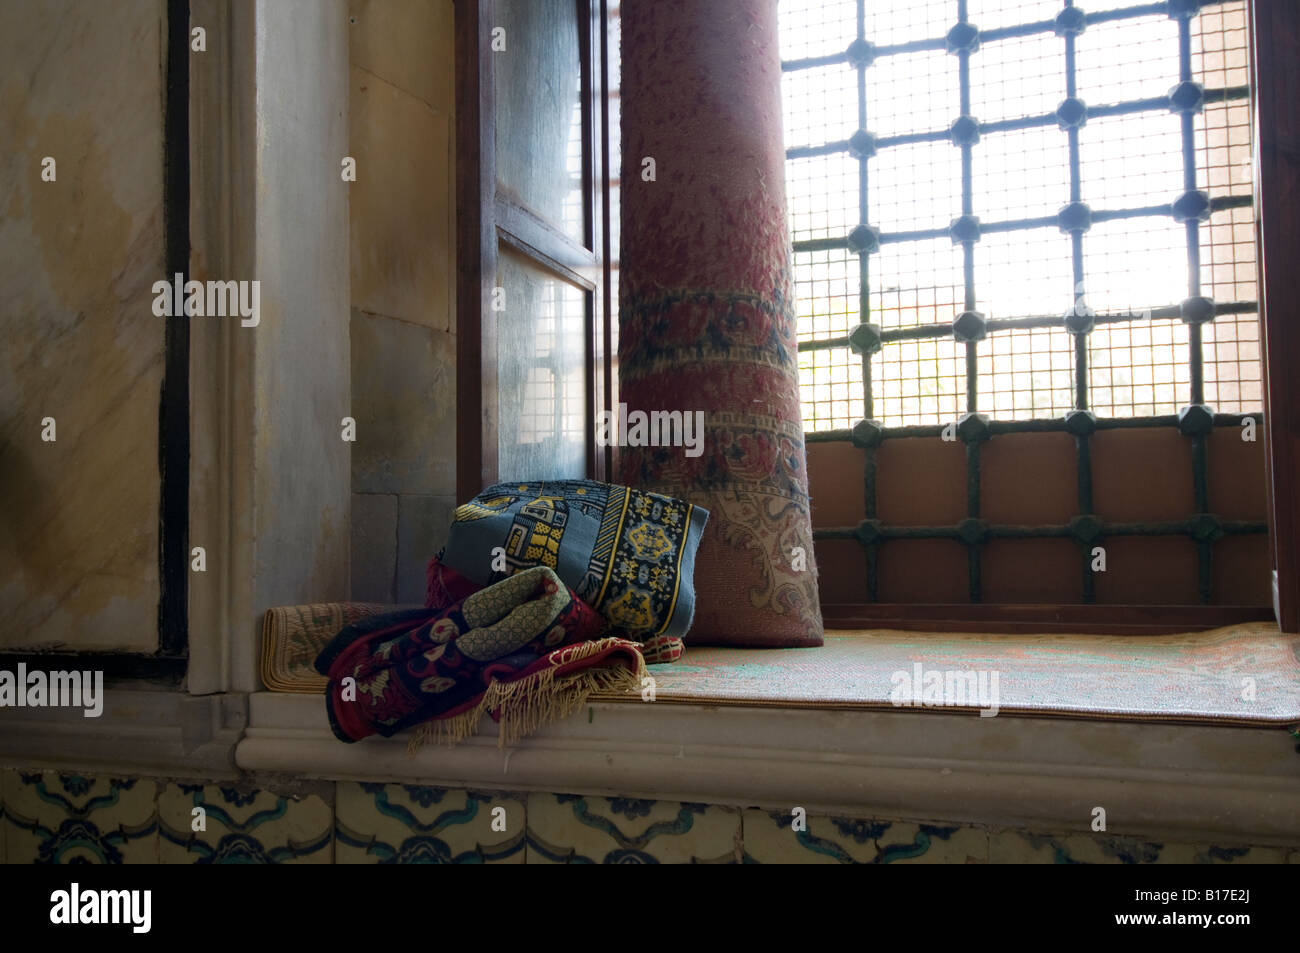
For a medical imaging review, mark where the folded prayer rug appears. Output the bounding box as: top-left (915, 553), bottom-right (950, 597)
top-left (438, 479), bottom-right (708, 640)
top-left (315, 565), bottom-right (680, 748)
top-left (429, 553), bottom-right (687, 665)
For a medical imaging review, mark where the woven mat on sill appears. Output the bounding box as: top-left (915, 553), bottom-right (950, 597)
top-left (261, 608), bottom-right (1300, 725)
top-left (259, 602), bottom-right (417, 693)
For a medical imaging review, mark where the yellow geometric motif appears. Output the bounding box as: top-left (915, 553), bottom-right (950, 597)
top-left (505, 497), bottom-right (567, 569)
top-left (455, 496), bottom-right (517, 522)
top-left (603, 589), bottom-right (654, 632)
top-left (626, 520), bottom-right (673, 562)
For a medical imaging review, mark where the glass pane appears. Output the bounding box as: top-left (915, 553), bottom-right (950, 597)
top-left (494, 0), bottom-right (585, 244)
top-left (496, 246), bottom-right (588, 481)
top-left (779, 0), bottom-right (1263, 430)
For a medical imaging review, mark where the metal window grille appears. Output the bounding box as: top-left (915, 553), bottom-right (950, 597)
top-left (781, 0), bottom-right (1265, 604)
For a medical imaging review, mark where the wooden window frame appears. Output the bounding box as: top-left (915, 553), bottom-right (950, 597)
top-left (1251, 0), bottom-right (1300, 633)
top-left (455, 0), bottom-right (614, 501)
top-left (813, 0), bottom-right (1295, 634)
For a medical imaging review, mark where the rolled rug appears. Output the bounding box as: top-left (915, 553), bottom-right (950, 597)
top-left (314, 565), bottom-right (674, 748)
top-left (619, 0), bottom-right (824, 646)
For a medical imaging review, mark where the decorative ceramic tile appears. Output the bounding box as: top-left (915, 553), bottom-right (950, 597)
top-left (1154, 843), bottom-right (1287, 864)
top-left (743, 809), bottom-right (871, 864)
top-left (2, 770), bottom-right (157, 863)
top-left (743, 810), bottom-right (986, 863)
top-left (4, 765), bottom-right (1294, 865)
top-left (989, 831), bottom-right (1158, 863)
top-left (983, 830), bottom-right (1267, 864)
top-left (988, 828), bottom-right (1059, 864)
top-left (335, 782), bottom-right (525, 863)
top-left (158, 783), bottom-right (332, 864)
top-left (875, 820), bottom-right (988, 863)
top-left (527, 794), bottom-right (739, 864)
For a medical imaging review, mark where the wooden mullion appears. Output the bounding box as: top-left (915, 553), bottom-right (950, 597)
top-left (455, 0), bottom-right (498, 502)
top-left (1250, 0), bottom-right (1300, 633)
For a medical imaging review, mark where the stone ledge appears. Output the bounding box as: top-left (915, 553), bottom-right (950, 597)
top-left (0, 689), bottom-right (247, 780)
top-left (6, 682), bottom-right (1298, 848)
top-left (237, 691), bottom-right (1300, 847)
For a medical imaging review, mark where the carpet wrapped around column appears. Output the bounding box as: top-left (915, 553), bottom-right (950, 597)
top-left (618, 0), bottom-right (823, 646)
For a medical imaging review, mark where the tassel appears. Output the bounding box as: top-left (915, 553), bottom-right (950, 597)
top-left (405, 644), bottom-right (648, 754)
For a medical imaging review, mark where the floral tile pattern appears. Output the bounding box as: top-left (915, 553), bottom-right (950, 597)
top-left (0, 766), bottom-right (1295, 864)
top-left (527, 793), bottom-right (739, 863)
top-left (987, 829), bottom-right (1287, 864)
top-left (1157, 843), bottom-right (1287, 863)
top-left (742, 809), bottom-right (988, 863)
top-left (335, 783), bottom-right (525, 863)
top-left (158, 783), bottom-right (332, 864)
top-left (989, 830), bottom-right (1152, 864)
top-left (2, 770), bottom-right (157, 863)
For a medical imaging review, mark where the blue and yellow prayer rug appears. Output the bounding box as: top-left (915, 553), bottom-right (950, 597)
top-left (440, 480), bottom-right (708, 640)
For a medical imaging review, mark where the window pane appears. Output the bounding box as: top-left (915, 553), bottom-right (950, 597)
top-left (494, 0), bottom-right (585, 244)
top-left (496, 247), bottom-right (587, 481)
top-left (780, 0), bottom-right (1263, 431)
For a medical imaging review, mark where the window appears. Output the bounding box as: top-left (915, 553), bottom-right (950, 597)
top-left (781, 0), bottom-right (1267, 607)
top-left (457, 0), bottom-right (618, 496)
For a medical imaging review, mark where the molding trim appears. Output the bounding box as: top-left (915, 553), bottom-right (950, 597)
top-left (238, 692), bottom-right (1300, 846)
top-left (187, 0), bottom-right (258, 694)
top-left (0, 689), bottom-right (246, 780)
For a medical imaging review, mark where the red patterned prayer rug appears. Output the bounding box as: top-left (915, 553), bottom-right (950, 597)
top-left (316, 563), bottom-right (683, 748)
top-left (619, 0), bottom-right (823, 646)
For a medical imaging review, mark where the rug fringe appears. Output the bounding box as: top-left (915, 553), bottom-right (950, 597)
top-left (406, 648), bottom-right (647, 755)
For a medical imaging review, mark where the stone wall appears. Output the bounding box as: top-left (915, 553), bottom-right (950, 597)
top-left (347, 0), bottom-right (458, 607)
top-left (0, 0), bottom-right (167, 652)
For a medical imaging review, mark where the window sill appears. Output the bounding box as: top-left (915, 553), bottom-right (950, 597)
top-left (237, 619), bottom-right (1300, 845)
top-left (5, 628), bottom-right (1298, 845)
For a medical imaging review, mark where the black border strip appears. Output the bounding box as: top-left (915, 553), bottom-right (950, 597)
top-left (158, 0), bottom-right (190, 662)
